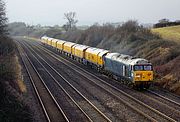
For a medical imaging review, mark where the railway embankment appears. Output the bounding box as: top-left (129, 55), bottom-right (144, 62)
top-left (0, 37), bottom-right (33, 121)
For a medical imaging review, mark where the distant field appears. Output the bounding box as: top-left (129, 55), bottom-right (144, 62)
top-left (152, 25), bottom-right (180, 43)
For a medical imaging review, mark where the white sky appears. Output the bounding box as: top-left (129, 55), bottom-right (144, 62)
top-left (4, 0), bottom-right (180, 26)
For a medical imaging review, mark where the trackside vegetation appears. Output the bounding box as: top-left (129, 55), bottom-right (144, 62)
top-left (0, 0), bottom-right (32, 121)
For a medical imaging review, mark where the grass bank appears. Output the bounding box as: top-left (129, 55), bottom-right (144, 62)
top-left (0, 36), bottom-right (32, 121)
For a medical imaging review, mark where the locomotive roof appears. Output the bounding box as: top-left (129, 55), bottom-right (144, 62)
top-left (105, 53), bottom-right (150, 65)
top-left (128, 58), bottom-right (150, 65)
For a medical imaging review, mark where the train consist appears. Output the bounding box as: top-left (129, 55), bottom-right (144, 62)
top-left (41, 36), bottom-right (153, 89)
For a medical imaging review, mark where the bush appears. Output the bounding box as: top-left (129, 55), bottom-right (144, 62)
top-left (0, 81), bottom-right (32, 122)
top-left (0, 36), bottom-right (15, 56)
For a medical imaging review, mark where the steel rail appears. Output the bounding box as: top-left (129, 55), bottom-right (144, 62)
top-left (17, 41), bottom-right (69, 122)
top-left (25, 40), bottom-right (160, 121)
top-left (17, 42), bottom-right (51, 122)
top-left (21, 41), bottom-right (112, 122)
top-left (33, 41), bottom-right (177, 122)
top-left (147, 90), bottom-right (180, 107)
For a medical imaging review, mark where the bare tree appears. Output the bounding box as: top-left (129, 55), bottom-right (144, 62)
top-left (62, 24), bottom-right (69, 32)
top-left (0, 0), bottom-right (8, 36)
top-left (63, 12), bottom-right (78, 31)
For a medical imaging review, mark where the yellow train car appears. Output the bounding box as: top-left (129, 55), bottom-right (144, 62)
top-left (74, 45), bottom-right (89, 59)
top-left (85, 48), bottom-right (105, 65)
top-left (85, 48), bottom-right (109, 66)
top-left (52, 39), bottom-right (59, 48)
top-left (85, 47), bottom-right (96, 64)
top-left (72, 44), bottom-right (80, 56)
top-left (41, 37), bottom-right (47, 44)
top-left (47, 38), bottom-right (53, 46)
top-left (97, 50), bottom-right (109, 67)
top-left (45, 37), bottom-right (49, 44)
top-left (57, 40), bottom-right (66, 51)
top-left (63, 42), bottom-right (76, 54)
top-left (41, 36), bottom-right (49, 44)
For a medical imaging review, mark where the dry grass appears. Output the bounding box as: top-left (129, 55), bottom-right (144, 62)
top-left (0, 53), bottom-right (27, 93)
top-left (152, 25), bottom-right (180, 43)
top-left (14, 55), bottom-right (27, 93)
top-left (0, 37), bottom-right (32, 121)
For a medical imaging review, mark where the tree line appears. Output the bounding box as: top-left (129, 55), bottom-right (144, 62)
top-left (0, 0), bottom-right (7, 36)
top-left (153, 18), bottom-right (180, 28)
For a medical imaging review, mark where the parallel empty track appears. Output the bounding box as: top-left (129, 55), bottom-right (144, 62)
top-left (18, 40), bottom-right (112, 122)
top-left (16, 41), bottom-right (69, 122)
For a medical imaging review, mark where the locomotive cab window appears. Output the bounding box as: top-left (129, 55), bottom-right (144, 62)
top-left (134, 65), bottom-right (152, 71)
top-left (134, 65), bottom-right (143, 71)
top-left (144, 65), bottom-right (152, 71)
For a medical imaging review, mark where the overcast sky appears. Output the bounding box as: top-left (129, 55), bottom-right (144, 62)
top-left (4, 0), bottom-right (180, 26)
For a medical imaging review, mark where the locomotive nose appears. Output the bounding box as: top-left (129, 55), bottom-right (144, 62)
top-left (134, 71), bottom-right (153, 81)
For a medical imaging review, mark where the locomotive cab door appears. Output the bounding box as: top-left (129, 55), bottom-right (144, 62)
top-left (123, 65), bottom-right (129, 77)
top-left (123, 65), bottom-right (125, 76)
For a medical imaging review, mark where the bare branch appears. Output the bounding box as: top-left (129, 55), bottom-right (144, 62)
top-left (63, 12), bottom-right (78, 31)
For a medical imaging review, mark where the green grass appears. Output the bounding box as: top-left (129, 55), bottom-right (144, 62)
top-left (152, 25), bottom-right (180, 43)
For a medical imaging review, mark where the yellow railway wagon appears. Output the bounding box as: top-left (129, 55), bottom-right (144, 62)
top-left (41, 37), bottom-right (49, 44)
top-left (45, 37), bottom-right (48, 44)
top-left (97, 50), bottom-right (109, 66)
top-left (85, 48), bottom-right (104, 64)
top-left (52, 39), bottom-right (59, 48)
top-left (47, 38), bottom-right (53, 46)
top-left (57, 40), bottom-right (66, 51)
top-left (85, 47), bottom-right (96, 64)
top-left (74, 45), bottom-right (89, 58)
top-left (41, 37), bottom-right (47, 44)
top-left (72, 44), bottom-right (80, 56)
top-left (63, 42), bottom-right (76, 54)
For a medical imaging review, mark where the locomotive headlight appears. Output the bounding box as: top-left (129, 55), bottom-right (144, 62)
top-left (135, 74), bottom-right (141, 78)
top-left (135, 75), bottom-right (141, 78)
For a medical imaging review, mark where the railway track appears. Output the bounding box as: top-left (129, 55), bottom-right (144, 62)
top-left (147, 90), bottom-right (180, 107)
top-left (19, 40), bottom-right (112, 122)
top-left (36, 39), bottom-right (180, 121)
top-left (23, 40), bottom-right (151, 121)
top-left (16, 41), bottom-right (69, 122)
top-left (148, 89), bottom-right (180, 106)
top-left (21, 38), bottom-right (179, 121)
